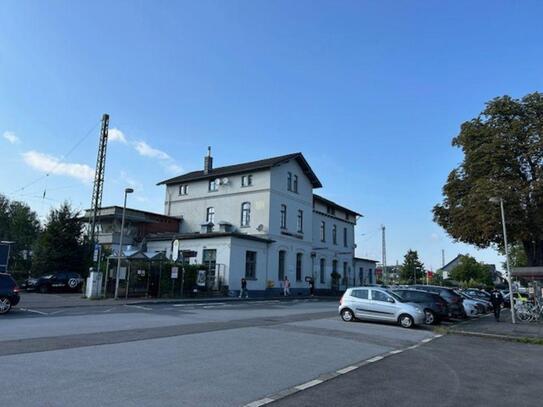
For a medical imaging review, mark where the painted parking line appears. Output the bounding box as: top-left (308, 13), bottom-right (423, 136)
top-left (295, 379), bottom-right (323, 391)
top-left (19, 308), bottom-right (49, 316)
top-left (125, 305), bottom-right (153, 311)
top-left (244, 398), bottom-right (275, 407)
top-left (336, 365), bottom-right (358, 375)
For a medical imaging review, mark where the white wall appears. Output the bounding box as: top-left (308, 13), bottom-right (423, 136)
top-left (164, 170), bottom-right (272, 235)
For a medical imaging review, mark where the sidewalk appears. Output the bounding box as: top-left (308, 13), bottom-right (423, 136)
top-left (18, 292), bottom-right (338, 310)
top-left (449, 311), bottom-right (543, 341)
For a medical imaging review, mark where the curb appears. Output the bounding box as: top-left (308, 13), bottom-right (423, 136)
top-left (243, 334), bottom-right (444, 407)
top-left (448, 329), bottom-right (543, 343)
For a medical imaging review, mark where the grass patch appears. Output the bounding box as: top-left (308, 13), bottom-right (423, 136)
top-left (515, 337), bottom-right (543, 346)
top-left (432, 326), bottom-right (450, 335)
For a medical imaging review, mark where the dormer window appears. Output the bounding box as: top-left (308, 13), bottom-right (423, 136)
top-left (178, 185), bottom-right (188, 195)
top-left (242, 175), bottom-right (253, 187)
top-left (208, 179), bottom-right (218, 192)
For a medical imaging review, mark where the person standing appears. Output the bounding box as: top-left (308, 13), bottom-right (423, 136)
top-left (309, 279), bottom-right (315, 296)
top-left (283, 276), bottom-right (291, 296)
top-left (239, 278), bottom-right (248, 299)
top-left (490, 288), bottom-right (504, 322)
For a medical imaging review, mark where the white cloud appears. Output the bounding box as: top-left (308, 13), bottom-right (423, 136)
top-left (165, 162), bottom-right (184, 174)
top-left (133, 140), bottom-right (171, 160)
top-left (109, 128), bottom-right (127, 143)
top-left (3, 131), bottom-right (20, 144)
top-left (22, 150), bottom-right (94, 184)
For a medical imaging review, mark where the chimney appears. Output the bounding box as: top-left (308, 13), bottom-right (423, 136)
top-left (204, 146), bottom-right (213, 174)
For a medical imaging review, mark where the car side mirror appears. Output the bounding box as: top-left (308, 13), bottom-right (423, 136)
top-left (387, 297), bottom-right (395, 303)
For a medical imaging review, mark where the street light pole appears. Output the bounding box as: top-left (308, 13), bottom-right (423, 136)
top-left (490, 197), bottom-right (516, 324)
top-left (114, 188), bottom-right (133, 300)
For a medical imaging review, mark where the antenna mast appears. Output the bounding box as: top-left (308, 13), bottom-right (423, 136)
top-left (89, 114), bottom-right (109, 244)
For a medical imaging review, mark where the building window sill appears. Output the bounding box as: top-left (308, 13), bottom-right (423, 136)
top-left (240, 225), bottom-right (250, 229)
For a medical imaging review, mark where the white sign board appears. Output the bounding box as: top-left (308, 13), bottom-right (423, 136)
top-left (197, 269), bottom-right (206, 286)
top-left (118, 267), bottom-right (127, 280)
top-left (171, 267), bottom-right (178, 279)
top-left (172, 240), bottom-right (180, 261)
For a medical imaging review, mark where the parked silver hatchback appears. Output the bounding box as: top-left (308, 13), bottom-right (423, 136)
top-left (339, 287), bottom-right (425, 328)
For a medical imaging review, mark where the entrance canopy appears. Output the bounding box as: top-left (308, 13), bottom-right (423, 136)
top-left (108, 249), bottom-right (168, 261)
top-left (512, 267), bottom-right (543, 281)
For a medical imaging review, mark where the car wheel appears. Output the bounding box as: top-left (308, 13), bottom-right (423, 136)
top-left (340, 308), bottom-right (355, 322)
top-left (0, 297), bottom-right (12, 314)
top-left (424, 310), bottom-right (436, 325)
top-left (399, 314), bottom-right (414, 328)
top-left (39, 285), bottom-right (48, 294)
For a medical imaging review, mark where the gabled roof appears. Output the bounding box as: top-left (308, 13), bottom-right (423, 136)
top-left (313, 194), bottom-right (362, 217)
top-left (157, 152), bottom-right (322, 188)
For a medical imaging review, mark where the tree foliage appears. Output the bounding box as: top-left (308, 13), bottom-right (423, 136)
top-left (433, 93), bottom-right (543, 266)
top-left (0, 194), bottom-right (41, 271)
top-left (400, 250), bottom-right (425, 284)
top-left (31, 202), bottom-right (90, 276)
top-left (450, 255), bottom-right (492, 286)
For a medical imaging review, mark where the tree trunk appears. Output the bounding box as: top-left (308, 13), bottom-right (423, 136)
top-left (523, 240), bottom-right (543, 267)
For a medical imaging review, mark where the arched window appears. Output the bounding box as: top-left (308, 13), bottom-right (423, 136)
top-left (206, 207), bottom-right (215, 223)
top-left (241, 202), bottom-right (251, 227)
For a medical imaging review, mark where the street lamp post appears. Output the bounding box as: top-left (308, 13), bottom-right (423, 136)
top-left (114, 188), bottom-right (134, 300)
top-left (489, 197), bottom-right (516, 324)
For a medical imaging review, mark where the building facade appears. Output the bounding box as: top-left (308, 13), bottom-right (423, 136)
top-left (147, 151), bottom-right (363, 295)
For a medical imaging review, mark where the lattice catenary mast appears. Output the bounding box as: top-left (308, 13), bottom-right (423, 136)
top-left (89, 114), bottom-right (109, 244)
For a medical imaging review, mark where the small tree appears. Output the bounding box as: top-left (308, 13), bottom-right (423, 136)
top-left (450, 255), bottom-right (492, 286)
top-left (400, 250), bottom-right (425, 284)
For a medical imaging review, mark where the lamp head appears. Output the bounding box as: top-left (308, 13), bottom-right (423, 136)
top-left (489, 197), bottom-right (501, 204)
top-left (125, 188), bottom-right (134, 194)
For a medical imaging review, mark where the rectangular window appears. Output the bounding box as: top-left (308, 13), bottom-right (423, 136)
top-left (287, 172), bottom-right (292, 191)
top-left (320, 258), bottom-right (326, 284)
top-left (208, 180), bottom-right (218, 192)
top-left (241, 175), bottom-right (253, 187)
top-left (320, 221), bottom-right (326, 242)
top-left (241, 202), bottom-right (251, 227)
top-left (245, 251), bottom-right (257, 279)
top-left (332, 225), bottom-right (337, 245)
top-left (293, 175), bottom-right (298, 193)
top-left (327, 205), bottom-right (336, 215)
top-left (343, 261), bottom-right (348, 285)
top-left (278, 250), bottom-right (286, 280)
top-left (297, 210), bottom-right (303, 233)
top-left (343, 227), bottom-right (347, 247)
top-left (178, 185), bottom-right (188, 195)
top-left (280, 204), bottom-right (287, 229)
top-left (296, 253), bottom-right (303, 281)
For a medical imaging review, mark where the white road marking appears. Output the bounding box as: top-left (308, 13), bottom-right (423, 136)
top-left (20, 308), bottom-right (48, 315)
top-left (337, 365), bottom-right (358, 374)
top-left (102, 308), bottom-right (113, 313)
top-left (243, 397), bottom-right (275, 407)
top-left (125, 305), bottom-right (153, 311)
top-left (421, 337), bottom-right (433, 343)
top-left (366, 355), bottom-right (384, 363)
top-left (295, 379), bottom-right (323, 391)
top-left (388, 349), bottom-right (403, 355)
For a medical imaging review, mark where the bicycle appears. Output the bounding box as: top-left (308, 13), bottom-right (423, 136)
top-left (515, 297), bottom-right (543, 322)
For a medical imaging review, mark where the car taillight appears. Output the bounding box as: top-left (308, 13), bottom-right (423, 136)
top-left (340, 294), bottom-right (345, 305)
top-left (13, 287), bottom-right (20, 293)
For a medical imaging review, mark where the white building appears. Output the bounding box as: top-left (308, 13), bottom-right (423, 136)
top-left (147, 150), bottom-right (363, 296)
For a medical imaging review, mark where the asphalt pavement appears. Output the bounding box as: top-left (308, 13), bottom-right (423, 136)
top-left (270, 334), bottom-right (543, 407)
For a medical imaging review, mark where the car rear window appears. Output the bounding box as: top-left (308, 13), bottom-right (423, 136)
top-left (351, 289), bottom-right (369, 299)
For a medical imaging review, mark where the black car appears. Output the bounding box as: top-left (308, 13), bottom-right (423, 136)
top-left (26, 272), bottom-right (84, 293)
top-left (392, 289), bottom-right (449, 324)
top-left (412, 285), bottom-right (465, 319)
top-left (0, 273), bottom-right (21, 314)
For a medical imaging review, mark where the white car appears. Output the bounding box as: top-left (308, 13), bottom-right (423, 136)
top-left (462, 298), bottom-right (480, 317)
top-left (338, 287), bottom-right (425, 328)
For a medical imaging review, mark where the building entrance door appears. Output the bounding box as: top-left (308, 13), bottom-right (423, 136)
top-left (202, 249), bottom-right (217, 290)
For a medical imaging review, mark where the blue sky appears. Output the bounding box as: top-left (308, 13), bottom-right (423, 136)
top-left (1, 1), bottom-right (542, 270)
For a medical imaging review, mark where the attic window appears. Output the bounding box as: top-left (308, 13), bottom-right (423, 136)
top-left (178, 185), bottom-right (188, 195)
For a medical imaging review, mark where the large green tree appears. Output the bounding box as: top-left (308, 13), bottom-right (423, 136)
top-left (32, 202), bottom-right (89, 275)
top-left (433, 93), bottom-right (543, 266)
top-left (450, 255), bottom-right (492, 286)
top-left (0, 194), bottom-right (41, 271)
top-left (400, 250), bottom-right (425, 284)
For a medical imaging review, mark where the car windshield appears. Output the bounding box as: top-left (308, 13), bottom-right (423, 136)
top-left (387, 291), bottom-right (405, 302)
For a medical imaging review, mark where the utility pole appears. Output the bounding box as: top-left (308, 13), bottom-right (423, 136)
top-left (89, 114), bottom-right (110, 247)
top-left (441, 249), bottom-right (445, 268)
top-left (381, 225), bottom-right (387, 284)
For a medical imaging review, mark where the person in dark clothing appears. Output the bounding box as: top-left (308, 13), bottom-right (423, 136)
top-left (490, 288), bottom-right (504, 321)
top-left (308, 279), bottom-right (315, 296)
top-left (239, 278), bottom-right (248, 299)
